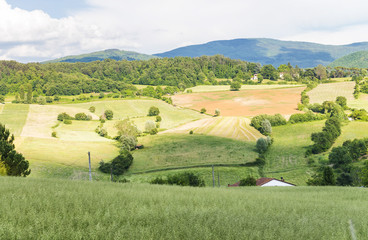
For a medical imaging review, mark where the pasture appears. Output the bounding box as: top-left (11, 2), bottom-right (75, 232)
top-left (130, 134), bottom-right (258, 172)
top-left (163, 117), bottom-right (263, 141)
top-left (308, 82), bottom-right (355, 104)
top-left (1, 177), bottom-right (367, 240)
top-left (172, 87), bottom-right (304, 116)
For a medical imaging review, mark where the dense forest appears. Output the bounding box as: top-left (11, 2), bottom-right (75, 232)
top-left (0, 55), bottom-right (366, 97)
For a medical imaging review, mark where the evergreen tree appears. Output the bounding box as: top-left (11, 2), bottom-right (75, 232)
top-left (19, 85), bottom-right (25, 101)
top-left (0, 123), bottom-right (30, 176)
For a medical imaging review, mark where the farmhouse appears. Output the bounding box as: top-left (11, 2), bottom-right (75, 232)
top-left (228, 177), bottom-right (296, 187)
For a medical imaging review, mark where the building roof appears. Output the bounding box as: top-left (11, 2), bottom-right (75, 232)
top-left (228, 177), bottom-right (296, 187)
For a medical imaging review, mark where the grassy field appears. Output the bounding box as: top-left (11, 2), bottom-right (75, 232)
top-left (130, 134), bottom-right (258, 173)
top-left (61, 99), bottom-right (206, 130)
top-left (163, 117), bottom-right (263, 141)
top-left (1, 177), bottom-right (367, 240)
top-left (349, 93), bottom-right (368, 110)
top-left (186, 84), bottom-right (303, 93)
top-left (308, 82), bottom-right (355, 104)
top-left (0, 104), bottom-right (29, 136)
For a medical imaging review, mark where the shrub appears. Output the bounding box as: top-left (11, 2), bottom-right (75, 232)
top-left (149, 128), bottom-right (158, 135)
top-left (289, 111), bottom-right (326, 124)
top-left (189, 130), bottom-right (193, 135)
top-left (99, 150), bottom-right (133, 175)
top-left (63, 119), bottom-right (72, 124)
top-left (145, 120), bottom-right (156, 133)
top-left (230, 81), bottom-right (241, 91)
top-left (155, 116), bottom-right (162, 122)
top-left (89, 106), bottom-right (96, 113)
top-left (53, 95), bottom-right (60, 101)
top-left (57, 112), bottom-right (74, 121)
top-left (261, 119), bottom-right (272, 136)
top-left (98, 128), bottom-right (108, 137)
top-left (148, 106), bottom-right (160, 116)
top-left (150, 177), bottom-right (168, 185)
top-left (119, 135), bottom-right (137, 151)
top-left (200, 108), bottom-right (206, 114)
top-left (255, 154), bottom-right (266, 166)
top-left (256, 138), bottom-right (270, 154)
top-left (336, 96), bottom-right (347, 109)
top-left (251, 114), bottom-right (286, 134)
top-left (75, 113), bottom-right (92, 121)
top-left (167, 172), bottom-right (205, 187)
top-left (214, 109), bottom-right (220, 117)
top-left (51, 131), bottom-right (57, 138)
top-left (239, 176), bottom-right (257, 186)
top-left (99, 92), bottom-right (105, 98)
top-left (104, 110), bottom-right (114, 120)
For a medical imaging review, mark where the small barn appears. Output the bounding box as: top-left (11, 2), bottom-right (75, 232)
top-left (228, 177), bottom-right (295, 187)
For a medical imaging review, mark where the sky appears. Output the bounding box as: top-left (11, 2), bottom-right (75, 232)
top-left (2, 0), bottom-right (368, 62)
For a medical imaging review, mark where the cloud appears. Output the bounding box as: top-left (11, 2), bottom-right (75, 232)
top-left (2, 0), bottom-right (368, 62)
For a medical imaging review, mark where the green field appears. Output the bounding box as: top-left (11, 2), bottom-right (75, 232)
top-left (1, 177), bottom-right (367, 240)
top-left (0, 104), bottom-right (29, 136)
top-left (187, 84), bottom-right (303, 93)
top-left (163, 117), bottom-right (263, 141)
top-left (130, 134), bottom-right (258, 173)
top-left (308, 82), bottom-right (355, 104)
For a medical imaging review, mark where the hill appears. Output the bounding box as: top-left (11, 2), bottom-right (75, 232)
top-left (155, 38), bottom-right (368, 68)
top-left (329, 50), bottom-right (368, 68)
top-left (43, 49), bottom-right (157, 63)
top-left (1, 177), bottom-right (367, 239)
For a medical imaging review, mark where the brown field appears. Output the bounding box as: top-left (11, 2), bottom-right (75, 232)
top-left (172, 87), bottom-right (305, 116)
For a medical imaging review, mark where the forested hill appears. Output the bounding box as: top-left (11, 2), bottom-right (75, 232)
top-left (43, 49), bottom-right (157, 63)
top-left (0, 56), bottom-right (260, 95)
top-left (155, 38), bottom-right (368, 68)
top-left (329, 51), bottom-right (368, 68)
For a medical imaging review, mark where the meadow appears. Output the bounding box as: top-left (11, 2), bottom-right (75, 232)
top-left (163, 117), bottom-right (263, 141)
top-left (0, 177), bottom-right (367, 240)
top-left (186, 84), bottom-right (303, 93)
top-left (308, 81), bottom-right (355, 104)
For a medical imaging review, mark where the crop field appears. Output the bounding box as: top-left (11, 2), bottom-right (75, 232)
top-left (187, 84), bottom-right (303, 93)
top-left (130, 134), bottom-right (258, 172)
top-left (163, 117), bottom-right (263, 141)
top-left (1, 177), bottom-right (367, 240)
top-left (172, 87), bottom-right (304, 116)
top-left (349, 93), bottom-right (368, 110)
top-left (0, 104), bottom-right (29, 136)
top-left (308, 82), bottom-right (355, 104)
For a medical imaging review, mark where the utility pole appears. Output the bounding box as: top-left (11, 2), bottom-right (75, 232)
top-left (212, 165), bottom-right (215, 188)
top-left (88, 152), bottom-right (92, 181)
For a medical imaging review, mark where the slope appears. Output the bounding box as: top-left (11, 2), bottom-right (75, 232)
top-left (155, 38), bottom-right (368, 68)
top-left (329, 50), bottom-right (368, 68)
top-left (43, 49), bottom-right (158, 63)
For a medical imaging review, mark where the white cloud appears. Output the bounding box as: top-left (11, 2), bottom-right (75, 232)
top-left (2, 0), bottom-right (368, 62)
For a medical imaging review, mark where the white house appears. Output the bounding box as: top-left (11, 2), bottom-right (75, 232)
top-left (256, 177), bottom-right (295, 187)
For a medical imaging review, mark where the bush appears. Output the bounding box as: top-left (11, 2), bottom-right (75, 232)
top-left (119, 135), bottom-right (137, 151)
top-left (57, 112), bottom-right (74, 121)
top-left (261, 119), bottom-right (272, 136)
top-left (145, 120), bottom-right (156, 133)
top-left (99, 92), bottom-right (105, 98)
top-left (155, 116), bottom-right (162, 122)
top-left (189, 130), bottom-right (193, 135)
top-left (51, 131), bottom-right (57, 138)
top-left (167, 172), bottom-right (205, 187)
top-left (104, 110), bottom-right (114, 120)
top-left (148, 106), bottom-right (160, 116)
top-left (150, 177), bottom-right (168, 185)
top-left (63, 119), bottom-right (72, 124)
top-left (46, 96), bottom-right (53, 103)
top-left (214, 109), bottom-right (220, 117)
top-left (200, 108), bottom-right (206, 114)
top-left (230, 81), bottom-right (241, 91)
top-left (289, 111), bottom-right (326, 124)
top-left (251, 114), bottom-right (286, 134)
top-left (53, 95), bottom-right (60, 101)
top-left (256, 137), bottom-right (272, 154)
top-left (89, 106), bottom-right (96, 113)
top-left (336, 96), bottom-right (347, 109)
top-left (99, 150), bottom-right (133, 175)
top-left (75, 113), bottom-right (92, 121)
top-left (239, 176), bottom-right (257, 186)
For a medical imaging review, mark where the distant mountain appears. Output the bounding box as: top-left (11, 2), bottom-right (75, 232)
top-left (155, 38), bottom-right (368, 68)
top-left (43, 49), bottom-right (158, 63)
top-left (328, 51), bottom-right (368, 68)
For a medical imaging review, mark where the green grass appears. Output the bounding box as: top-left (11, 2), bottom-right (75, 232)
top-left (264, 121), bottom-right (326, 185)
top-left (333, 121), bottom-right (368, 147)
top-left (0, 104), bottom-right (29, 136)
top-left (348, 93), bottom-right (368, 111)
top-left (61, 99), bottom-right (205, 129)
top-left (187, 84), bottom-right (303, 93)
top-left (1, 177), bottom-right (367, 239)
top-left (308, 82), bottom-right (355, 104)
top-left (130, 134), bottom-right (258, 173)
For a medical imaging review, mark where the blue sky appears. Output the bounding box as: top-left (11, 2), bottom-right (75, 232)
top-left (6, 0), bottom-right (88, 18)
top-left (1, 0), bottom-right (368, 62)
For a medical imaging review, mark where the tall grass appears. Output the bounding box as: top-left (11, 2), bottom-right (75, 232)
top-left (0, 177), bottom-right (367, 239)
